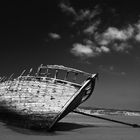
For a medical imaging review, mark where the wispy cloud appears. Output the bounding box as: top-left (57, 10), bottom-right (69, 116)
top-left (59, 2), bottom-right (76, 16)
top-left (48, 33), bottom-right (61, 40)
top-left (59, 2), bottom-right (100, 22)
top-left (75, 6), bottom-right (101, 21)
top-left (83, 20), bottom-right (101, 35)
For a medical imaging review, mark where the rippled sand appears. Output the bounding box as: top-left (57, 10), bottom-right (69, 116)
top-left (0, 113), bottom-right (140, 140)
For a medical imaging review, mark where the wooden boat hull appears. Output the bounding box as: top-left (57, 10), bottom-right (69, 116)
top-left (0, 65), bottom-right (97, 130)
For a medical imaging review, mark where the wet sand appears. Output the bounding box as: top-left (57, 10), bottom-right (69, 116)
top-left (0, 113), bottom-right (140, 140)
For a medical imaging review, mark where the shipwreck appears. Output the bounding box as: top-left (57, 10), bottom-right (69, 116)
top-left (0, 64), bottom-right (98, 129)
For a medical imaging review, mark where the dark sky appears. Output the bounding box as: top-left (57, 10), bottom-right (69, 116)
top-left (0, 0), bottom-right (140, 110)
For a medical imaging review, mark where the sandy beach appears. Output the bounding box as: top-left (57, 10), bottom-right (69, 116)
top-left (0, 113), bottom-right (140, 140)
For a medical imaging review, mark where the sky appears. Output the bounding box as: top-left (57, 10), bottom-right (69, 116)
top-left (0, 0), bottom-right (140, 110)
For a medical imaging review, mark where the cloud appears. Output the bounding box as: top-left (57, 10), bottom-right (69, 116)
top-left (84, 39), bottom-right (111, 53)
top-left (59, 2), bottom-right (100, 22)
top-left (83, 20), bottom-right (101, 35)
top-left (71, 41), bottom-right (111, 58)
top-left (59, 1), bottom-right (140, 60)
top-left (101, 26), bottom-right (134, 42)
top-left (94, 25), bottom-right (135, 54)
top-left (59, 2), bottom-right (76, 16)
top-left (135, 33), bottom-right (140, 41)
top-left (100, 46), bottom-right (110, 53)
top-left (71, 25), bottom-right (135, 59)
top-left (48, 33), bottom-right (61, 40)
top-left (112, 42), bottom-right (132, 53)
top-left (71, 43), bottom-right (94, 58)
top-left (84, 39), bottom-right (93, 45)
top-left (135, 21), bottom-right (140, 41)
top-left (75, 9), bottom-right (91, 21)
top-left (83, 24), bottom-right (135, 58)
top-left (75, 6), bottom-right (101, 21)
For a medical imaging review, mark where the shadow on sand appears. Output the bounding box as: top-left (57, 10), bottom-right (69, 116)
top-left (5, 122), bottom-right (93, 135)
top-left (0, 107), bottom-right (93, 135)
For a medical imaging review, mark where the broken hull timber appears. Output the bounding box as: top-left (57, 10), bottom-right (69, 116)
top-left (0, 65), bottom-right (97, 130)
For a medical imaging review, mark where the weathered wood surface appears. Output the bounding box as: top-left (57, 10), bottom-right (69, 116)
top-left (0, 79), bottom-right (79, 116)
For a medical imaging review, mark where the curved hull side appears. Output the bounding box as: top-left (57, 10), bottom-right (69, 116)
top-left (49, 74), bottom-right (97, 129)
